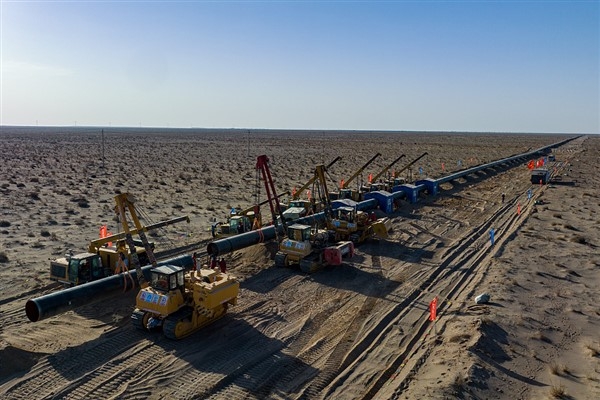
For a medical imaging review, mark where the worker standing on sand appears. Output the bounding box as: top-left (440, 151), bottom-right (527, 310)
top-left (192, 252), bottom-right (198, 271)
top-left (501, 193), bottom-right (505, 203)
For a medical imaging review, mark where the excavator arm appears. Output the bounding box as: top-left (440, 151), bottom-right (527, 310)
top-left (394, 152), bottom-right (428, 177)
top-left (292, 156), bottom-right (341, 200)
top-left (88, 215), bottom-right (190, 253)
top-left (342, 153), bottom-right (381, 189)
top-left (370, 154), bottom-right (406, 183)
top-left (236, 191), bottom-right (289, 217)
top-left (313, 164), bottom-right (332, 215)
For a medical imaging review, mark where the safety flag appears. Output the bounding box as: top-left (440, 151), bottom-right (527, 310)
top-left (429, 296), bottom-right (438, 321)
top-left (527, 160), bottom-right (535, 170)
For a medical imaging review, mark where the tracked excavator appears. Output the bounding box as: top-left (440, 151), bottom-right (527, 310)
top-left (49, 198), bottom-right (189, 286)
top-left (114, 193), bottom-right (238, 340)
top-left (330, 153), bottom-right (381, 201)
top-left (275, 164), bottom-right (354, 273)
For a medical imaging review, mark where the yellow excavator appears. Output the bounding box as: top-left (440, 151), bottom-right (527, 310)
top-left (115, 193), bottom-right (239, 339)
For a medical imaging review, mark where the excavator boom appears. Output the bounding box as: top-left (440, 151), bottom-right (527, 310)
top-left (114, 193), bottom-right (158, 287)
top-left (292, 156), bottom-right (341, 200)
top-left (394, 152), bottom-right (428, 177)
top-left (256, 155), bottom-right (287, 235)
top-left (342, 153), bottom-right (381, 189)
top-left (371, 154), bottom-right (406, 183)
top-left (88, 215), bottom-right (190, 253)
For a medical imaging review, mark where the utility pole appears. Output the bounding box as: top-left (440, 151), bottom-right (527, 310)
top-left (101, 129), bottom-right (105, 170)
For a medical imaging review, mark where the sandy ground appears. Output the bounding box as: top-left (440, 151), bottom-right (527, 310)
top-left (0, 128), bottom-right (598, 399)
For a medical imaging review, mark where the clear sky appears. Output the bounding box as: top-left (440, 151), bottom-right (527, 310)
top-left (1, 1), bottom-right (598, 133)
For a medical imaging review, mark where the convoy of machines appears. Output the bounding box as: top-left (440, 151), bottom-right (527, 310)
top-left (38, 145), bottom-right (555, 339)
top-left (49, 204), bottom-right (189, 286)
top-left (111, 193), bottom-right (239, 340)
top-left (331, 152), bottom-right (381, 201)
top-left (274, 164), bottom-right (355, 273)
top-left (281, 156), bottom-right (341, 222)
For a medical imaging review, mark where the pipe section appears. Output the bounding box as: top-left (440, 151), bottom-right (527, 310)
top-left (26, 255), bottom-right (193, 322)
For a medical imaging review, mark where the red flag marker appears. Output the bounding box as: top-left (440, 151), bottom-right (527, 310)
top-left (429, 296), bottom-right (438, 321)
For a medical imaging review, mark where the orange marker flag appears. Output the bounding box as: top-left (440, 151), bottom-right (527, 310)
top-left (429, 296), bottom-right (438, 321)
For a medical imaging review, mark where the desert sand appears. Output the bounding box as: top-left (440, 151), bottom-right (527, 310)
top-left (0, 128), bottom-right (598, 399)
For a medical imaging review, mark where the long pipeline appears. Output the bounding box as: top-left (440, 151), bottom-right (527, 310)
top-left (26, 254), bottom-right (193, 322)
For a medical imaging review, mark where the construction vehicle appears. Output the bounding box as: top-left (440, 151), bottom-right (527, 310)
top-left (327, 199), bottom-right (392, 245)
top-left (117, 192), bottom-right (239, 340)
top-left (360, 154), bottom-right (406, 193)
top-left (274, 164), bottom-right (354, 273)
top-left (330, 153), bottom-right (382, 201)
top-left (282, 156), bottom-right (342, 222)
top-left (389, 152), bottom-right (428, 187)
top-left (211, 192), bottom-right (288, 238)
top-left (531, 168), bottom-right (551, 184)
top-left (49, 205), bottom-right (189, 286)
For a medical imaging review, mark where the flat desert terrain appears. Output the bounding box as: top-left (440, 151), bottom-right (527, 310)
top-left (0, 128), bottom-right (598, 399)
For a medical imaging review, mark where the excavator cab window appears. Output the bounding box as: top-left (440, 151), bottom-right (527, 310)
top-left (151, 268), bottom-right (185, 292)
top-left (151, 271), bottom-right (172, 292)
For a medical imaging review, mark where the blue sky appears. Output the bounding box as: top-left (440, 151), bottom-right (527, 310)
top-left (1, 1), bottom-right (598, 133)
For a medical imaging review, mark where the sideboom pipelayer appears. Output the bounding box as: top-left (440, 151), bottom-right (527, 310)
top-left (25, 135), bottom-right (581, 338)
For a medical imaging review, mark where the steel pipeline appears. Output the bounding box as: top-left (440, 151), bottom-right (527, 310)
top-left (207, 198), bottom-right (378, 257)
top-left (26, 254), bottom-right (193, 322)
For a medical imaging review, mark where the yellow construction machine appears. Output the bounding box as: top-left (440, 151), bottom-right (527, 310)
top-left (113, 193), bottom-right (239, 339)
top-left (274, 164), bottom-right (354, 273)
top-left (282, 156), bottom-right (341, 222)
top-left (327, 201), bottom-right (392, 245)
top-left (331, 153), bottom-right (381, 201)
top-left (49, 197), bottom-right (189, 287)
top-left (132, 264), bottom-right (239, 339)
top-left (212, 192), bottom-right (288, 238)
